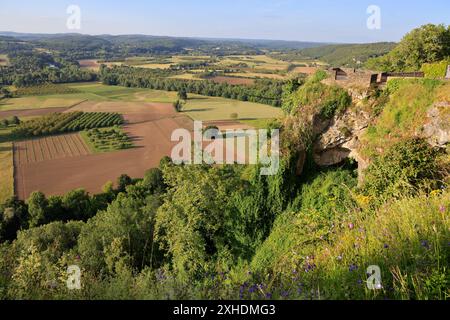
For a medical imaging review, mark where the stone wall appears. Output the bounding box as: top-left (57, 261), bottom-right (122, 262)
top-left (324, 68), bottom-right (378, 89)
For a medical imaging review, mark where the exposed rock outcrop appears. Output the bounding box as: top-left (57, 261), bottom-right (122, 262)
top-left (313, 108), bottom-right (371, 173)
top-left (422, 102), bottom-right (450, 148)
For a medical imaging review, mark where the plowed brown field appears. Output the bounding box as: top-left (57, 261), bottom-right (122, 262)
top-left (14, 102), bottom-right (195, 199)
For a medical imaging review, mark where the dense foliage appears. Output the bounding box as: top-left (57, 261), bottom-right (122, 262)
top-left (282, 70), bottom-right (351, 116)
top-left (13, 83), bottom-right (81, 96)
top-left (0, 51), bottom-right (96, 87)
top-left (366, 24), bottom-right (450, 71)
top-left (280, 42), bottom-right (396, 68)
top-left (84, 127), bottom-right (133, 152)
top-left (12, 112), bottom-right (123, 137)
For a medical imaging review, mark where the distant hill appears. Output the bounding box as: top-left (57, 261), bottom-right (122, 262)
top-left (0, 32), bottom-right (328, 59)
top-left (297, 42), bottom-right (396, 67)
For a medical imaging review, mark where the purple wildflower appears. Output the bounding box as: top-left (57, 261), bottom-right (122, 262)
top-left (421, 240), bottom-right (430, 249)
top-left (281, 290), bottom-right (290, 298)
top-left (265, 293), bottom-right (272, 299)
top-left (349, 264), bottom-right (358, 272)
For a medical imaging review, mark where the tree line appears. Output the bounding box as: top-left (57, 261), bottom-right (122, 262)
top-left (99, 65), bottom-right (285, 107)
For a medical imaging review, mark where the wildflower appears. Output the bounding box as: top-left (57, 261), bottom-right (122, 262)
top-left (265, 293), bottom-right (272, 299)
top-left (281, 291), bottom-right (290, 298)
top-left (349, 264), bottom-right (358, 272)
top-left (384, 244), bottom-right (389, 249)
top-left (357, 279), bottom-right (363, 285)
top-left (421, 240), bottom-right (430, 249)
top-left (337, 255), bottom-right (343, 261)
top-left (249, 285), bottom-right (257, 294)
top-left (439, 205), bottom-right (446, 213)
top-left (348, 223), bottom-right (354, 230)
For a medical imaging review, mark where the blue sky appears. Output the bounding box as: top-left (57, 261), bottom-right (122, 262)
top-left (0, 0), bottom-right (448, 43)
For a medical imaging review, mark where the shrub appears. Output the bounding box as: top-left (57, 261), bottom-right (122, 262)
top-left (362, 138), bottom-right (439, 201)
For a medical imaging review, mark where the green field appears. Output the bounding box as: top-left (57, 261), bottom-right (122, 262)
top-left (0, 94), bottom-right (92, 111)
top-left (71, 83), bottom-right (283, 121)
top-left (0, 139), bottom-right (13, 204)
top-left (182, 96), bottom-right (283, 121)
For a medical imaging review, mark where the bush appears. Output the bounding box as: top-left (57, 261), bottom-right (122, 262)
top-left (362, 138), bottom-right (439, 201)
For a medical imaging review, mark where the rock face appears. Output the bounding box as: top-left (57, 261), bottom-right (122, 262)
top-left (423, 102), bottom-right (450, 148)
top-left (311, 101), bottom-right (449, 178)
top-left (314, 108), bottom-right (370, 161)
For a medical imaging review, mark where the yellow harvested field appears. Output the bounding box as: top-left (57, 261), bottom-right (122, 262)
top-left (0, 142), bottom-right (13, 203)
top-left (230, 72), bottom-right (286, 80)
top-left (170, 74), bottom-right (202, 80)
top-left (134, 63), bottom-right (172, 69)
top-left (0, 54), bottom-right (8, 66)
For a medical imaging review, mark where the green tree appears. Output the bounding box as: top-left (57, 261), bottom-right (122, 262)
top-left (178, 88), bottom-right (188, 101)
top-left (173, 100), bottom-right (184, 113)
top-left (27, 191), bottom-right (48, 228)
top-left (78, 193), bottom-right (162, 273)
top-left (117, 174), bottom-right (133, 193)
top-left (366, 24), bottom-right (450, 71)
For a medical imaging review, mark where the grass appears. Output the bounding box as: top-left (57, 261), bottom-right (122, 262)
top-left (182, 96), bottom-right (283, 121)
top-left (361, 80), bottom-right (450, 158)
top-left (239, 118), bottom-right (281, 129)
top-left (311, 190), bottom-right (450, 300)
top-left (0, 140), bottom-right (14, 203)
top-left (80, 127), bottom-right (133, 153)
top-left (132, 89), bottom-right (179, 103)
top-left (0, 94), bottom-right (92, 111)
